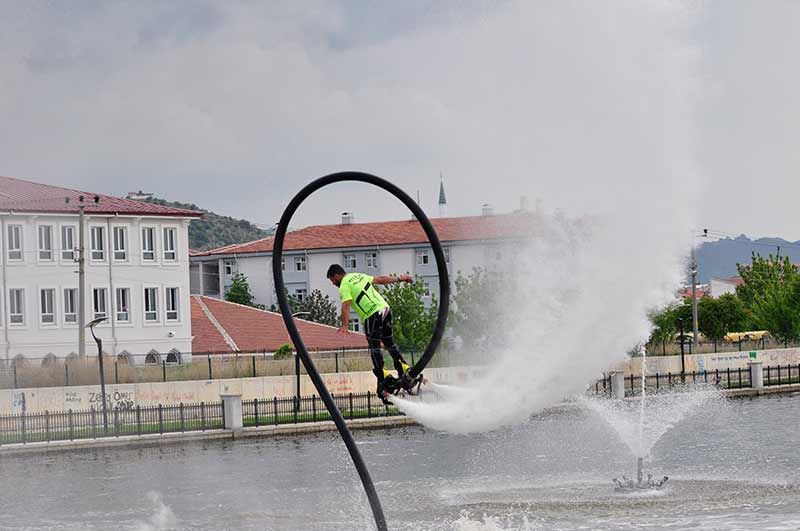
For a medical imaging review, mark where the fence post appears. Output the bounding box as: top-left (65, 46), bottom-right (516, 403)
top-left (136, 405), bottom-right (141, 436)
top-left (114, 408), bottom-right (119, 437)
top-left (254, 398), bottom-right (259, 427)
top-left (252, 356), bottom-right (256, 378)
top-left (201, 402), bottom-right (206, 431)
top-left (65, 363), bottom-right (69, 387)
top-left (349, 393), bottom-right (353, 420)
top-left (12, 361), bottom-right (17, 389)
top-left (312, 395), bottom-right (317, 422)
top-left (367, 392), bottom-right (372, 418)
top-left (91, 407), bottom-right (97, 439)
top-left (68, 409), bottom-right (74, 440)
top-left (273, 396), bottom-right (278, 426)
top-left (21, 409), bottom-right (27, 444)
top-left (727, 367), bottom-right (731, 388)
top-left (180, 403), bottom-right (185, 432)
top-left (208, 355), bottom-right (212, 380)
top-left (44, 410), bottom-right (50, 443)
top-left (158, 404), bottom-right (163, 434)
top-left (115, 362), bottom-right (119, 384)
top-left (335, 350), bottom-right (339, 373)
top-left (162, 361), bottom-right (167, 382)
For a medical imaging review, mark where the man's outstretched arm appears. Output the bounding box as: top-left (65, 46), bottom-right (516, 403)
top-left (338, 300), bottom-right (352, 334)
top-left (372, 274), bottom-right (412, 285)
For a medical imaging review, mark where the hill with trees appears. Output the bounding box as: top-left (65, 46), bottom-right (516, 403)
top-left (137, 197), bottom-right (270, 251)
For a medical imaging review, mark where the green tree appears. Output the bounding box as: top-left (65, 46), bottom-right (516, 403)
top-left (380, 277), bottom-right (438, 351)
top-left (697, 293), bottom-right (747, 342)
top-left (225, 273), bottom-right (259, 307)
top-left (273, 343), bottom-right (293, 360)
top-left (647, 299), bottom-right (692, 354)
top-left (736, 253), bottom-right (800, 344)
top-left (449, 268), bottom-right (509, 352)
top-left (287, 289), bottom-right (339, 327)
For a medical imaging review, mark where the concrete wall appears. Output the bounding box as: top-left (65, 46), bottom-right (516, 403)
top-left (0, 365), bottom-right (480, 415)
top-left (613, 347), bottom-right (800, 375)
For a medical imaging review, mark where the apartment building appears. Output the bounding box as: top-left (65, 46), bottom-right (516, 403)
top-left (0, 176), bottom-right (201, 365)
top-left (190, 211), bottom-right (533, 332)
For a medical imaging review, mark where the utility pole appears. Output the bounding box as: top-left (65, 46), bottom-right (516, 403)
top-left (78, 196), bottom-right (86, 357)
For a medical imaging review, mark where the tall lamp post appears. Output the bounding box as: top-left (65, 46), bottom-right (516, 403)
top-left (292, 312), bottom-right (311, 413)
top-left (677, 316), bottom-right (686, 383)
top-left (87, 316), bottom-right (109, 433)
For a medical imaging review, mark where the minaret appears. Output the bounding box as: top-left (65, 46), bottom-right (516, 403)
top-left (438, 173), bottom-right (447, 218)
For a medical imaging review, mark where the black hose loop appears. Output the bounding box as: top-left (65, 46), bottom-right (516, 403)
top-left (272, 171), bottom-right (450, 531)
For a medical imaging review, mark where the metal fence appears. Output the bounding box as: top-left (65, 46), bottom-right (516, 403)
top-left (0, 348), bottom-right (434, 390)
top-left (592, 363), bottom-right (800, 395)
top-left (0, 391), bottom-right (402, 446)
top-left (0, 401), bottom-right (225, 445)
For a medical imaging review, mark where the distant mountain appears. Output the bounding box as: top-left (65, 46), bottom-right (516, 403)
top-left (695, 235), bottom-right (800, 283)
top-left (138, 197), bottom-right (271, 251)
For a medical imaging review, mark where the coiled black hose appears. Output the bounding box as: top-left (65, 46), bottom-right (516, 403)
top-left (272, 172), bottom-right (450, 530)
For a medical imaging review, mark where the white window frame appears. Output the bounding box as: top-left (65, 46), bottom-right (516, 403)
top-left (365, 252), bottom-right (378, 268)
top-left (294, 288), bottom-right (307, 303)
top-left (349, 316), bottom-right (360, 333)
top-left (113, 226), bottom-right (127, 261)
top-left (38, 225), bottom-right (54, 261)
top-left (61, 225), bottom-right (76, 261)
top-left (416, 249), bottom-right (430, 266)
top-left (165, 287), bottom-right (180, 321)
top-left (224, 261), bottom-right (234, 276)
top-left (141, 226), bottom-right (156, 262)
top-left (39, 288), bottom-right (56, 325)
top-left (63, 288), bottom-right (78, 325)
top-left (281, 257), bottom-right (285, 272)
top-left (115, 287), bottom-right (131, 323)
top-left (90, 226), bottom-right (105, 261)
top-left (7, 225), bottom-right (23, 261)
top-left (444, 247), bottom-right (451, 264)
top-left (294, 256), bottom-right (306, 272)
top-left (9, 288), bottom-right (25, 325)
top-left (163, 227), bottom-right (177, 262)
top-left (144, 286), bottom-right (159, 323)
top-left (92, 287), bottom-right (108, 320)
top-left (344, 254), bottom-right (357, 269)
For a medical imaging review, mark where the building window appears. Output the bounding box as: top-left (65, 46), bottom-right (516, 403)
top-left (295, 256), bottom-right (306, 272)
top-left (7, 225), bottom-right (22, 261)
top-left (38, 225), bottom-right (54, 260)
top-left (163, 228), bottom-right (177, 261)
top-left (344, 254), bottom-right (357, 269)
top-left (64, 288), bottom-right (77, 323)
top-left (145, 350), bottom-right (160, 364)
top-left (365, 252), bottom-right (378, 268)
top-left (115, 288), bottom-right (130, 322)
top-left (40, 289), bottom-right (55, 324)
top-left (416, 249), bottom-right (430, 266)
top-left (224, 261), bottom-right (234, 275)
top-left (489, 246), bottom-right (502, 261)
top-left (294, 288), bottom-right (307, 303)
top-left (144, 287), bottom-right (158, 322)
top-left (61, 226), bottom-right (76, 261)
top-left (9, 289), bottom-right (24, 324)
top-left (93, 288), bottom-right (107, 319)
top-left (141, 227), bottom-right (156, 261)
top-left (349, 317), bottom-right (360, 332)
top-left (113, 227), bottom-right (127, 261)
top-left (423, 281), bottom-right (431, 297)
top-left (281, 257), bottom-right (286, 271)
top-left (444, 248), bottom-right (450, 264)
top-left (90, 227), bottom-right (105, 260)
top-left (166, 287), bottom-right (179, 321)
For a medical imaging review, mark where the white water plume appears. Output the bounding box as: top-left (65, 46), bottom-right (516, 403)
top-left (134, 491), bottom-right (177, 531)
top-left (393, 2), bottom-right (703, 433)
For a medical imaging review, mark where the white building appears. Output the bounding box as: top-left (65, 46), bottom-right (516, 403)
top-left (0, 176), bottom-right (201, 365)
top-left (709, 276), bottom-right (743, 298)
top-left (190, 210), bottom-right (533, 333)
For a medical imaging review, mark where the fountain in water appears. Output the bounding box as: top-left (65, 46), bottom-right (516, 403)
top-left (582, 345), bottom-right (722, 491)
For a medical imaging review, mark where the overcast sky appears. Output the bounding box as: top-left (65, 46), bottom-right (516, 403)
top-left (1, 1), bottom-right (799, 239)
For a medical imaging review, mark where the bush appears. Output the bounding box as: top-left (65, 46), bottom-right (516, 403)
top-left (273, 344), bottom-right (294, 360)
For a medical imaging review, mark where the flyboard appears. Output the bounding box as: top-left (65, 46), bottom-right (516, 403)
top-left (272, 172), bottom-right (450, 531)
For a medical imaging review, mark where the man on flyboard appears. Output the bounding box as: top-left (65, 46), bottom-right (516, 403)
top-left (327, 264), bottom-right (424, 403)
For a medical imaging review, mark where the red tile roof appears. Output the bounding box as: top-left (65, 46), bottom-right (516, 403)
top-left (677, 285), bottom-right (710, 300)
top-left (195, 213), bottom-right (535, 256)
top-left (191, 296), bottom-right (367, 353)
top-left (0, 175), bottom-right (202, 218)
top-left (714, 276), bottom-right (744, 286)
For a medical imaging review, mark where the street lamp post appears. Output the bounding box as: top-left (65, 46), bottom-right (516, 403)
top-left (87, 317), bottom-right (109, 433)
top-left (291, 312), bottom-right (311, 413)
top-left (677, 317), bottom-right (686, 383)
